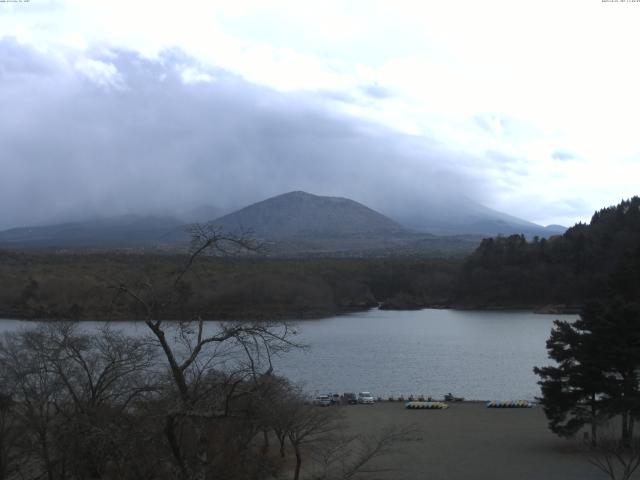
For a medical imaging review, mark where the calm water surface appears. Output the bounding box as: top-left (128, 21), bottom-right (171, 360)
top-left (275, 309), bottom-right (577, 401)
top-left (0, 308), bottom-right (576, 401)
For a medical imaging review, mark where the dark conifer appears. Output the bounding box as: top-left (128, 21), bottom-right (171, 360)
top-left (535, 299), bottom-right (640, 445)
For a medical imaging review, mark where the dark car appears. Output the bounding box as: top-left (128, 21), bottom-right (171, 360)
top-left (343, 392), bottom-right (358, 405)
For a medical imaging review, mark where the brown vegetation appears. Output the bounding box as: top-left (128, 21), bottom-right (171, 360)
top-left (0, 250), bottom-right (460, 321)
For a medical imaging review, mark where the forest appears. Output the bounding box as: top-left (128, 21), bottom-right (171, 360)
top-left (454, 196), bottom-right (640, 310)
top-left (0, 252), bottom-right (459, 321)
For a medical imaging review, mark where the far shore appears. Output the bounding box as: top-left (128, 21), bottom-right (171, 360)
top-left (0, 303), bottom-right (582, 323)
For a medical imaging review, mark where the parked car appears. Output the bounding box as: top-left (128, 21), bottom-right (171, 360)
top-left (358, 392), bottom-right (375, 404)
top-left (444, 393), bottom-right (464, 402)
top-left (343, 392), bottom-right (358, 405)
top-left (314, 394), bottom-right (332, 406)
top-left (330, 393), bottom-right (341, 405)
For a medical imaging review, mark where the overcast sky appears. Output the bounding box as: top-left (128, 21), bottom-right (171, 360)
top-left (1, 0), bottom-right (639, 229)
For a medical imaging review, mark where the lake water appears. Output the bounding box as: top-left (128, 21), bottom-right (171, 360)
top-left (0, 308), bottom-right (576, 401)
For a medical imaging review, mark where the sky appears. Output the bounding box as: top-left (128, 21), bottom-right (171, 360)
top-left (1, 0), bottom-right (639, 229)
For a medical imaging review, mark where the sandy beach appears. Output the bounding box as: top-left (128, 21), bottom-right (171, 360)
top-left (340, 402), bottom-right (609, 480)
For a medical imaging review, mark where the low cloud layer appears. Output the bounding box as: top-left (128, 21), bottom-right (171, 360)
top-left (3, 2), bottom-right (640, 229)
top-left (0, 38), bottom-right (493, 229)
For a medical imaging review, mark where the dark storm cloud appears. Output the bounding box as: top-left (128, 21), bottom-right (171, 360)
top-left (0, 38), bottom-right (490, 229)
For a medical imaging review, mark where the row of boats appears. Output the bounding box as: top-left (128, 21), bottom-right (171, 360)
top-left (404, 400), bottom-right (535, 409)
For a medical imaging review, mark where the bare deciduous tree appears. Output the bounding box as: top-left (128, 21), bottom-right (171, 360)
top-left (0, 323), bottom-right (159, 480)
top-left (112, 224), bottom-right (300, 480)
top-left (0, 392), bottom-right (22, 480)
top-left (584, 426), bottom-right (640, 480)
top-left (0, 328), bottom-right (66, 480)
top-left (0, 224), bottom-right (412, 480)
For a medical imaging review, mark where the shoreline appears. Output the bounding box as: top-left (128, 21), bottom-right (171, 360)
top-left (0, 304), bottom-right (581, 323)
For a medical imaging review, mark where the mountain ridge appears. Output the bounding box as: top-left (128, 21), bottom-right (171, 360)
top-left (390, 195), bottom-right (565, 236)
top-left (0, 191), bottom-right (565, 254)
top-left (0, 214), bottom-right (187, 249)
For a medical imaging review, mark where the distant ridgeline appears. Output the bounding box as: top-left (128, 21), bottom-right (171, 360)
top-left (454, 197), bottom-right (640, 310)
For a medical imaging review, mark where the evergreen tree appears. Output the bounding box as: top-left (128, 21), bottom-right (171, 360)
top-left (588, 300), bottom-right (640, 445)
top-left (535, 299), bottom-right (640, 445)
top-left (534, 316), bottom-right (608, 445)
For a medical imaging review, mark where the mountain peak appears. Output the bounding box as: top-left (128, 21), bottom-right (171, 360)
top-left (266, 190), bottom-right (347, 202)
top-left (280, 190), bottom-right (314, 197)
top-left (212, 191), bottom-right (406, 239)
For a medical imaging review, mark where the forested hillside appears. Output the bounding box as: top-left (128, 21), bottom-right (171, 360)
top-left (0, 253), bottom-right (459, 320)
top-left (455, 197), bottom-right (640, 309)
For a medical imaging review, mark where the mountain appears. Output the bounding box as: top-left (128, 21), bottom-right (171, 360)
top-left (211, 191), bottom-right (409, 238)
top-left (207, 191), bottom-right (449, 255)
top-left (0, 191), bottom-right (564, 255)
top-left (0, 215), bottom-right (188, 250)
top-left (543, 224), bottom-right (568, 235)
top-left (391, 196), bottom-right (566, 237)
top-left (176, 205), bottom-right (228, 224)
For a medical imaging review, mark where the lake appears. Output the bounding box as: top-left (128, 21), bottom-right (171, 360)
top-left (0, 308), bottom-right (576, 401)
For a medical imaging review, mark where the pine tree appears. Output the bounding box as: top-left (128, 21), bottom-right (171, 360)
top-left (534, 315), bottom-right (608, 445)
top-left (535, 299), bottom-right (640, 445)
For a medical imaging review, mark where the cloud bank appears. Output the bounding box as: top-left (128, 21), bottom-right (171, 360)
top-left (0, 38), bottom-right (494, 230)
top-left (3, 1), bottom-right (640, 228)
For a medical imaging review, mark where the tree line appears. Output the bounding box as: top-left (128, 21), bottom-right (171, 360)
top-left (455, 196), bottom-right (640, 309)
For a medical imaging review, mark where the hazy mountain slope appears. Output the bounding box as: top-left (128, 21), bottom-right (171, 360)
top-left (211, 191), bottom-right (409, 238)
top-left (0, 215), bottom-right (188, 249)
top-left (392, 196), bottom-right (566, 236)
top-left (0, 191), bottom-right (564, 255)
top-left (177, 205), bottom-right (228, 223)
